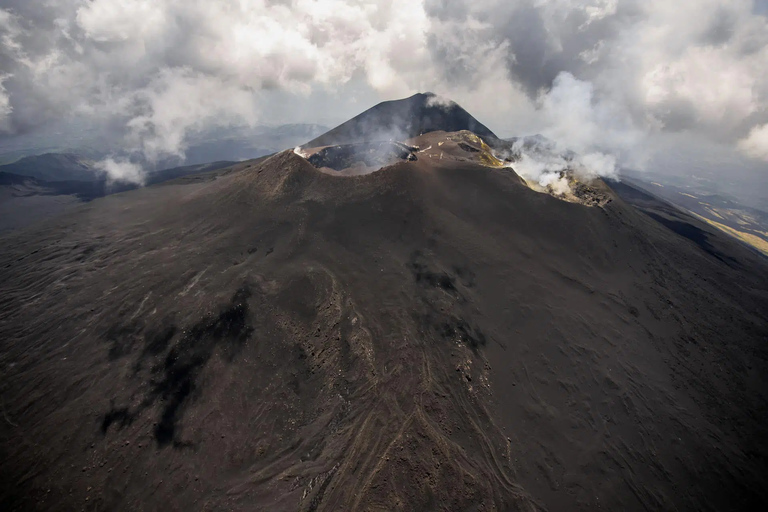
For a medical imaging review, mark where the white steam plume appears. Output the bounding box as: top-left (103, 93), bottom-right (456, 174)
top-left (96, 157), bottom-right (145, 185)
top-left (121, 68), bottom-right (259, 163)
top-left (538, 72), bottom-right (645, 179)
top-left (506, 140), bottom-right (615, 196)
top-left (425, 93), bottom-right (457, 110)
top-left (501, 72), bottom-right (636, 195)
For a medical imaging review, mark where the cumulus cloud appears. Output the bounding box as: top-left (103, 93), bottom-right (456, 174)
top-left (739, 123), bottom-right (768, 161)
top-left (0, 0), bottom-right (767, 171)
top-left (0, 75), bottom-right (12, 133)
top-left (0, 0), bottom-right (433, 163)
top-left (424, 0), bottom-right (768, 164)
top-left (75, 0), bottom-right (167, 43)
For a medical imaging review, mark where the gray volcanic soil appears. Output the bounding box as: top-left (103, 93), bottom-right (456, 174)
top-left (1, 143), bottom-right (768, 511)
top-left (0, 161), bottom-right (239, 233)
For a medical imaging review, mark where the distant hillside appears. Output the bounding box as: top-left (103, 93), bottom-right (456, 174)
top-left (616, 175), bottom-right (768, 258)
top-left (304, 92), bottom-right (498, 147)
top-left (0, 160), bottom-right (239, 232)
top-left (0, 171), bottom-right (35, 186)
top-left (175, 124), bottom-right (330, 167)
top-left (0, 153), bottom-right (99, 182)
top-left (0, 124), bottom-right (330, 173)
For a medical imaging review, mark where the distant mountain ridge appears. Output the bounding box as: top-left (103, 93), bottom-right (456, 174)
top-left (0, 123), bottom-right (330, 172)
top-left (303, 92), bottom-right (498, 147)
top-left (176, 123), bottom-right (329, 167)
top-left (1, 160), bottom-right (237, 201)
top-left (1, 153), bottom-right (99, 182)
top-left (0, 160), bottom-right (239, 232)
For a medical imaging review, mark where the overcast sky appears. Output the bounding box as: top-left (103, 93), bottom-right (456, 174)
top-left (0, 0), bottom-right (767, 185)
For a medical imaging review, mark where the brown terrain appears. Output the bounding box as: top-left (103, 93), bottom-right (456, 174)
top-left (1, 100), bottom-right (768, 511)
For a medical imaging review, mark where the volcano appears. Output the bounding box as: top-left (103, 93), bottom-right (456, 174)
top-left (1, 95), bottom-right (767, 512)
top-left (303, 92), bottom-right (499, 147)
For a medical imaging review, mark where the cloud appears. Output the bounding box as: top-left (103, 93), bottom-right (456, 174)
top-left (423, 0), bottom-right (768, 165)
top-left (0, 0), bottom-right (434, 161)
top-left (75, 0), bottom-right (166, 43)
top-left (739, 123), bottom-right (768, 161)
top-left (0, 0), bottom-right (766, 171)
top-left (0, 75), bottom-right (12, 133)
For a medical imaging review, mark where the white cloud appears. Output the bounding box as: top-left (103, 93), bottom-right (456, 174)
top-left (642, 45), bottom-right (760, 129)
top-left (738, 123), bottom-right (768, 161)
top-left (0, 75), bottom-right (12, 133)
top-left (581, 0), bottom-right (618, 25)
top-left (76, 0), bottom-right (166, 43)
top-left (0, 0), bottom-right (766, 175)
top-left (0, 0), bottom-right (438, 161)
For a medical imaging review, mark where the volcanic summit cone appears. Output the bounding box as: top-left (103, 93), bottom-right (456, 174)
top-left (303, 92), bottom-right (499, 147)
top-left (1, 95), bottom-right (767, 512)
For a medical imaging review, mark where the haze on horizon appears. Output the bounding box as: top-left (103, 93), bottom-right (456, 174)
top-left (0, 0), bottom-right (766, 204)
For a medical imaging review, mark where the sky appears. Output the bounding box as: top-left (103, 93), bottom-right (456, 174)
top-left (0, 0), bottom-right (767, 191)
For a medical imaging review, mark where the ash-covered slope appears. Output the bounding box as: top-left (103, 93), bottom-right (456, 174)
top-left (1, 146), bottom-right (767, 511)
top-left (0, 161), bottom-right (239, 233)
top-left (303, 92), bottom-right (498, 147)
top-left (0, 153), bottom-right (98, 182)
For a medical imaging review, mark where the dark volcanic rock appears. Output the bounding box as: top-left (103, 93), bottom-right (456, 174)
top-left (0, 171), bottom-right (35, 186)
top-left (307, 141), bottom-right (417, 171)
top-left (1, 144), bottom-right (767, 512)
top-left (304, 92), bottom-right (499, 147)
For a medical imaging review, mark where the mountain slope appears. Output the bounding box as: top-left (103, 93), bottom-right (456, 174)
top-left (0, 171), bottom-right (80, 232)
top-left (0, 153), bottom-right (99, 182)
top-left (303, 92), bottom-right (498, 147)
top-left (0, 161), bottom-right (238, 232)
top-left (1, 143), bottom-right (767, 511)
top-left (614, 175), bottom-right (768, 257)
